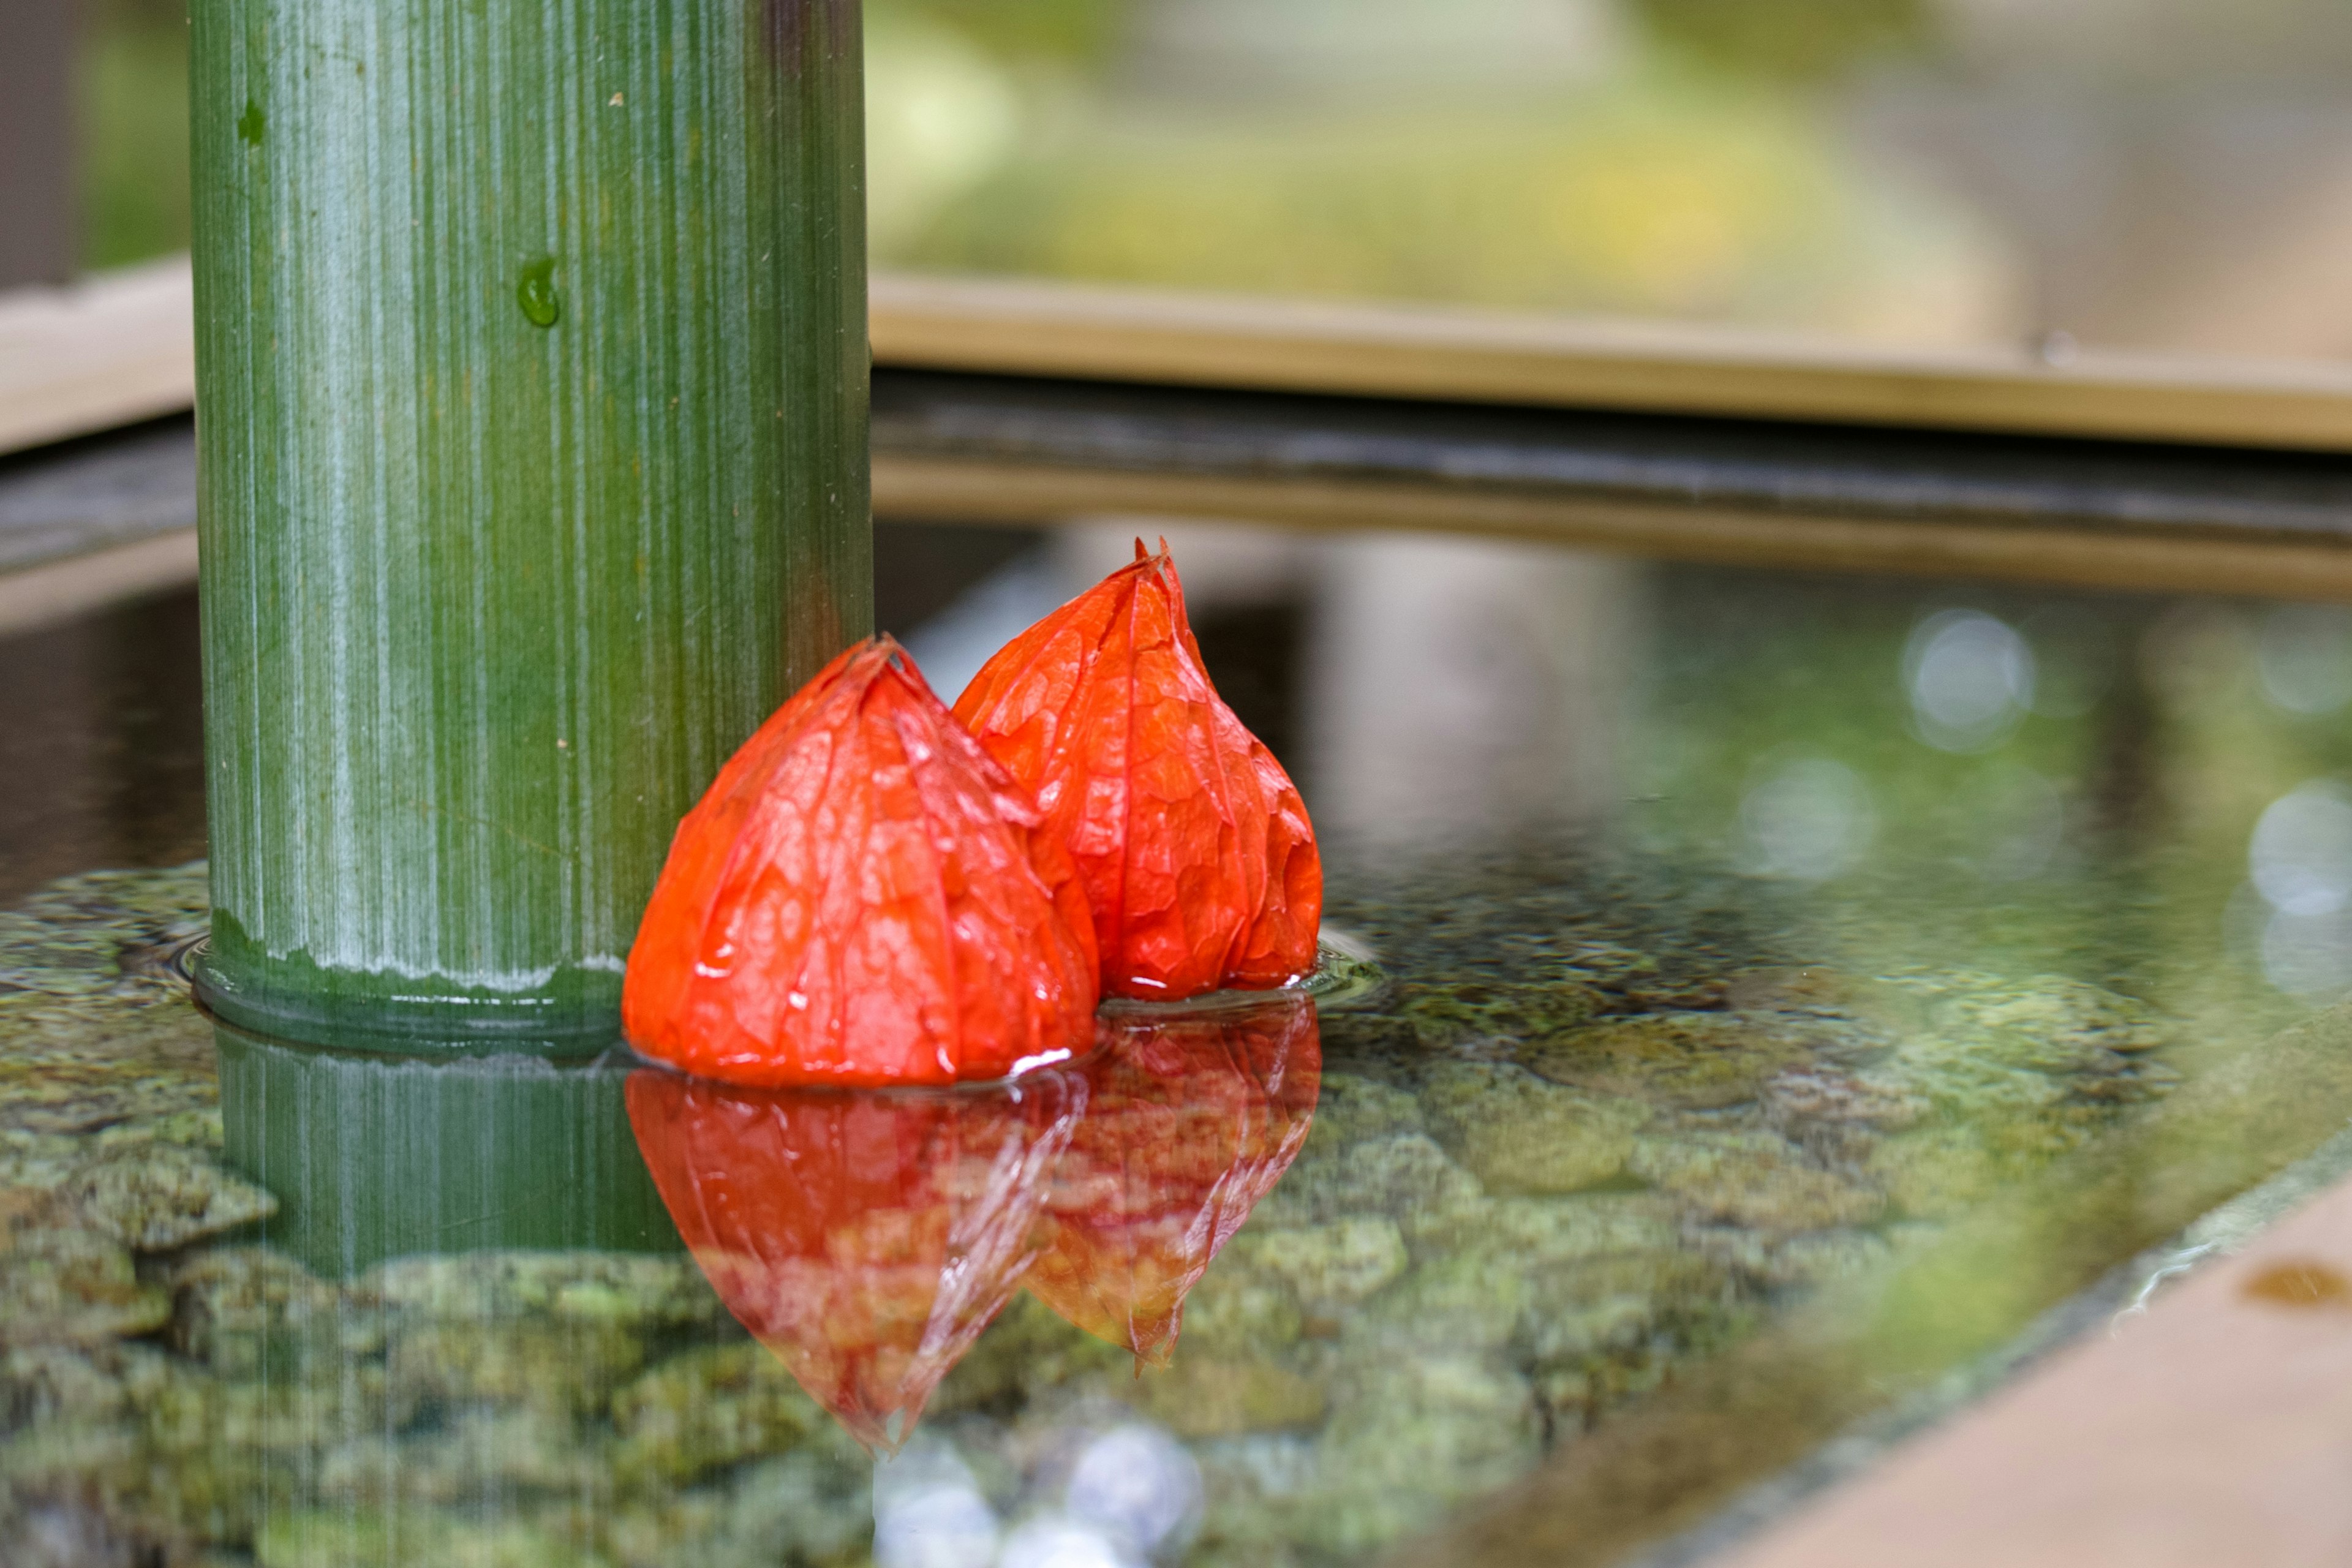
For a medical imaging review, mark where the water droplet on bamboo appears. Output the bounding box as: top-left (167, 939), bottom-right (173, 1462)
top-left (517, 257), bottom-right (562, 329)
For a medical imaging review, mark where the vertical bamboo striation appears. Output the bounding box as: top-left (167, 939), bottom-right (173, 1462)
top-left (191, 0), bottom-right (870, 1046)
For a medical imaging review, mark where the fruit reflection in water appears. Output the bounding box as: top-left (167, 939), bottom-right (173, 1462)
top-left (1029, 1000), bottom-right (1322, 1366)
top-left (627, 1000), bottom-right (1321, 1450)
top-left (625, 1063), bottom-right (1084, 1453)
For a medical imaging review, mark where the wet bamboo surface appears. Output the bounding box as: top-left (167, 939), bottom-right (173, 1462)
top-left (187, 0), bottom-right (870, 1044)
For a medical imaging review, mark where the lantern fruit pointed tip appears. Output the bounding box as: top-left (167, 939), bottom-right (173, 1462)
top-left (954, 546), bottom-right (1323, 1003)
top-left (623, 633), bottom-right (1099, 1088)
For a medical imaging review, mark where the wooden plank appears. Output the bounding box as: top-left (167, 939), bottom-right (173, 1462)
top-left (33, 413), bottom-right (2336, 608)
top-left (0, 420), bottom-right (196, 575)
top-left (872, 454), bottom-right (2352, 603)
top-left (0, 527), bottom-right (197, 639)
top-left (0, 260), bottom-right (197, 456)
top-left (868, 366), bottom-right (2352, 569)
top-left (1717, 1172), bottom-right (2352, 1568)
top-left (873, 273), bottom-right (2352, 454)
top-left (20, 262), bottom-right (2352, 464)
top-left (0, 2), bottom-right (78, 289)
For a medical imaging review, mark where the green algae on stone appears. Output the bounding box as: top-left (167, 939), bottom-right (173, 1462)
top-left (1387, 998), bottom-right (2352, 1568)
top-left (1551, 941), bottom-right (1667, 994)
top-left (1235, 1216), bottom-right (1410, 1310)
top-left (1164, 1262), bottom-right (1308, 1357)
top-left (1516, 1249), bottom-right (1735, 1367)
top-left (1126, 1351), bottom-right (1330, 1440)
top-left (1627, 1129), bottom-right (1885, 1232)
top-left (67, 1140), bottom-right (276, 1251)
top-left (1721, 964), bottom-right (1921, 1030)
top-left (930, 1290), bottom-right (1130, 1418)
top-left (1400, 976), bottom-right (1608, 1053)
top-left (1252, 1131), bottom-right (1486, 1235)
top-left (365, 1251), bottom-right (719, 1330)
top-left (609, 1344), bottom-right (824, 1486)
top-left (1359, 1195), bottom-right (1697, 1360)
top-left (0, 1062), bottom-right (212, 1142)
top-left (0, 913), bottom-right (129, 1000)
top-left (1693, 1225), bottom-right (1899, 1292)
top-left (1300, 1352), bottom-right (1542, 1560)
top-left (366, 1258), bottom-right (707, 1421)
top-left (0, 1481), bottom-right (179, 1568)
top-left (1521, 1011), bottom-right (1817, 1109)
top-left (1855, 972), bottom-right (2179, 1158)
top-left (143, 1357), bottom-right (391, 1462)
top-left (1757, 1065), bottom-right (1929, 1133)
top-left (1929, 973), bottom-right (2167, 1058)
top-left (1864, 1126), bottom-right (2011, 1221)
top-left (390, 1319), bottom-right (653, 1422)
top-left (0, 968), bottom-right (219, 1145)
top-left (603, 1451), bottom-right (872, 1568)
top-left (1419, 1060), bottom-right (1651, 1195)
top-left (255, 1507), bottom-right (614, 1568)
top-left (1355, 1249), bottom-right (1535, 1355)
top-left (1295, 1072), bottom-right (1426, 1155)
top-left (1440, 1193), bottom-right (1683, 1272)
top-left (0, 861), bottom-right (209, 1001)
top-left (167, 1246), bottom-right (371, 1381)
top-left (0, 858), bottom-right (2223, 1568)
top-left (1, 1343), bottom-right (155, 1430)
top-left (0, 1229), bottom-right (172, 1346)
top-left (317, 1406), bottom-right (620, 1507)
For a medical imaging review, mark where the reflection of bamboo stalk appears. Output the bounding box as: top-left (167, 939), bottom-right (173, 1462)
top-left (1385, 1001), bottom-right (2352, 1568)
top-left (189, 1), bottom-right (872, 1046)
top-left (214, 1023), bottom-right (682, 1278)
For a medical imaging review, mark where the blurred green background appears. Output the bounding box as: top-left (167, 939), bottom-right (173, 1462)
top-left (76, 0), bottom-right (2352, 356)
top-left (81, 0), bottom-right (189, 273)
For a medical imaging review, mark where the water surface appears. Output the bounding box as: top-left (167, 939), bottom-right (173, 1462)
top-left (6, 535), bottom-right (2350, 1566)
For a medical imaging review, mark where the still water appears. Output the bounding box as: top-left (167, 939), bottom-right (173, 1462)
top-left (6, 522), bottom-right (2351, 1567)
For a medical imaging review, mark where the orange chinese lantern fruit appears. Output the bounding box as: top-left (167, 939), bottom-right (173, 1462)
top-left (623, 636), bottom-right (1099, 1088)
top-left (625, 1065), bottom-right (1085, 1453)
top-left (1025, 998), bottom-right (1322, 1366)
top-left (953, 543), bottom-right (1322, 1001)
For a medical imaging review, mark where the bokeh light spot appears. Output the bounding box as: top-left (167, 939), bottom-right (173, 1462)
top-left (1741, 756), bottom-right (1876, 881)
top-left (1904, 609), bottom-right (2035, 752)
top-left (2250, 780), bottom-right (2352, 918)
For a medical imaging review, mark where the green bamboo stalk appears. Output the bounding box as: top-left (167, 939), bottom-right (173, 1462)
top-left (189, 0), bottom-right (871, 1047)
